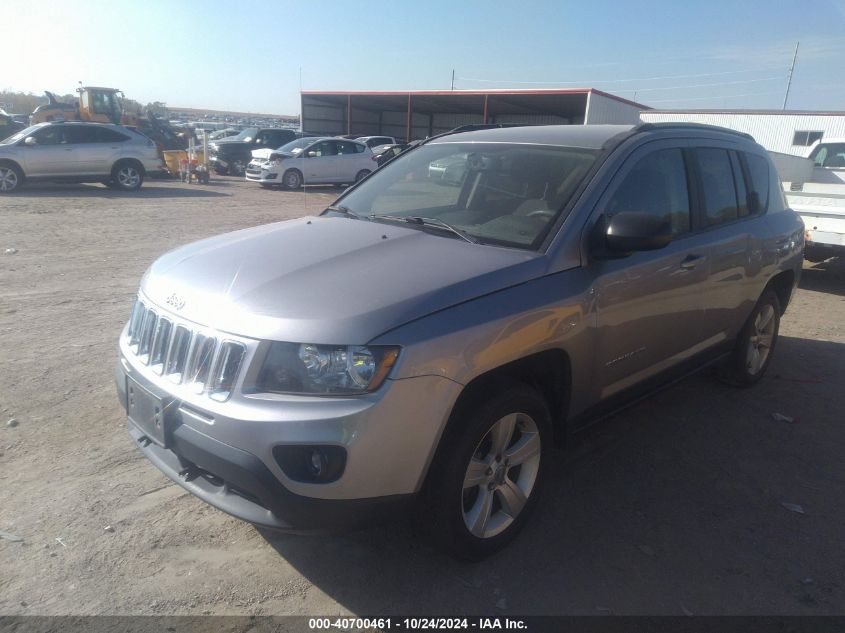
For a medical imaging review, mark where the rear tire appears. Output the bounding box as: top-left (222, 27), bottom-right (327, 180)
top-left (721, 289), bottom-right (781, 387)
top-left (0, 163), bottom-right (23, 193)
top-left (110, 160), bottom-right (144, 191)
top-left (424, 384), bottom-right (551, 560)
top-left (281, 169), bottom-right (303, 190)
top-left (354, 169), bottom-right (371, 183)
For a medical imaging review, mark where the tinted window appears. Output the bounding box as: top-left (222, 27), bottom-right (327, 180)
top-left (606, 148), bottom-right (690, 234)
top-left (729, 152), bottom-right (749, 217)
top-left (64, 126), bottom-right (129, 143)
top-left (697, 148), bottom-right (738, 226)
top-left (93, 127), bottom-right (130, 142)
top-left (744, 153), bottom-right (770, 214)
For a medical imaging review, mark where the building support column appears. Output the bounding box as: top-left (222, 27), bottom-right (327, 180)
top-left (406, 94), bottom-right (412, 142)
top-left (483, 94), bottom-right (489, 124)
top-left (347, 95), bottom-right (352, 135)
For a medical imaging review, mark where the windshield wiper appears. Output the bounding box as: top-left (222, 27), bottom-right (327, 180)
top-left (324, 204), bottom-right (361, 219)
top-left (370, 214), bottom-right (479, 244)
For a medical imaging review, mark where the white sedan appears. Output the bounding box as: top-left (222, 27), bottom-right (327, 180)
top-left (246, 137), bottom-right (374, 189)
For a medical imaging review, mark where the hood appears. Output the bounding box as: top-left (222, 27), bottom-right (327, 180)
top-left (141, 216), bottom-right (544, 344)
top-left (211, 140), bottom-right (250, 154)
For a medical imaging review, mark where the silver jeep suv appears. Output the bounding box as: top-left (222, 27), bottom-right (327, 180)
top-left (0, 121), bottom-right (163, 193)
top-left (115, 123), bottom-right (804, 558)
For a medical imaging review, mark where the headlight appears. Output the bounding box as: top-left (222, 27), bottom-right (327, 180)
top-left (252, 343), bottom-right (399, 395)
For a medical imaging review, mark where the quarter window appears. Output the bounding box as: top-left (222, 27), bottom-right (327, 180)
top-left (743, 153), bottom-right (770, 214)
top-left (606, 148), bottom-right (691, 235)
top-left (696, 148), bottom-right (739, 226)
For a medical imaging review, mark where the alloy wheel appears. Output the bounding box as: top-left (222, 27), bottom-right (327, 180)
top-left (117, 166), bottom-right (141, 189)
top-left (746, 303), bottom-right (776, 374)
top-left (0, 167), bottom-right (19, 192)
top-left (461, 412), bottom-right (541, 539)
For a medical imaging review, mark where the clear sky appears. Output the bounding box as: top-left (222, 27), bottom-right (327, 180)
top-left (4, 0), bottom-right (844, 115)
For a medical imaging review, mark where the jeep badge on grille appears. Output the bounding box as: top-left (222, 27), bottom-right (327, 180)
top-left (166, 293), bottom-right (185, 310)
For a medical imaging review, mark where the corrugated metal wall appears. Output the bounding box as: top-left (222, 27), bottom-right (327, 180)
top-left (639, 111), bottom-right (845, 155)
top-left (584, 93), bottom-right (642, 125)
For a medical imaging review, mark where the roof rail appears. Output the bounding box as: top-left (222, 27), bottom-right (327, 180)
top-left (634, 122), bottom-right (754, 141)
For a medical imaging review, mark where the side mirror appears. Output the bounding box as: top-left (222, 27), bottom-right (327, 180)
top-left (24, 137), bottom-right (37, 146)
top-left (306, 150), bottom-right (317, 158)
top-left (598, 212), bottom-right (673, 256)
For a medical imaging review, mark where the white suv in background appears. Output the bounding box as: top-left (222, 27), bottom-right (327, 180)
top-left (0, 121), bottom-right (164, 193)
top-left (245, 137), bottom-right (374, 189)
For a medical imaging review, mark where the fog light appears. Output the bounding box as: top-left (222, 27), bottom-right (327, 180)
top-left (310, 449), bottom-right (325, 476)
top-left (273, 445), bottom-right (346, 483)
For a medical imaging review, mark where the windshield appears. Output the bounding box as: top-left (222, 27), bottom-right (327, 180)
top-left (228, 127), bottom-right (259, 142)
top-left (335, 142), bottom-right (599, 250)
top-left (0, 124), bottom-right (42, 145)
top-left (276, 137), bottom-right (317, 154)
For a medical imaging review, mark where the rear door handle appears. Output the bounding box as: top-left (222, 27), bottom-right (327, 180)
top-left (680, 254), bottom-right (707, 270)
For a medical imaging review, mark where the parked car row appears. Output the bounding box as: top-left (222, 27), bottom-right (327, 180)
top-left (0, 121), bottom-right (165, 193)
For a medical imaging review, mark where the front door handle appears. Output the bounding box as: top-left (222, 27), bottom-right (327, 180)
top-left (680, 254), bottom-right (706, 270)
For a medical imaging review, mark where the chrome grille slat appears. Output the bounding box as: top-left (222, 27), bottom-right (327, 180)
top-left (165, 325), bottom-right (192, 383)
top-left (125, 299), bottom-right (247, 399)
top-left (149, 317), bottom-right (172, 374)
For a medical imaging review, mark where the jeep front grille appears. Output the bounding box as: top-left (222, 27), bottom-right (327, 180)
top-left (126, 299), bottom-right (246, 400)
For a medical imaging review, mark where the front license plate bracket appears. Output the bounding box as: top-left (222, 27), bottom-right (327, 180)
top-left (126, 377), bottom-right (173, 448)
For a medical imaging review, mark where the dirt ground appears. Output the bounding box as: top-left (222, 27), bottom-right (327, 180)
top-left (1, 177), bottom-right (844, 617)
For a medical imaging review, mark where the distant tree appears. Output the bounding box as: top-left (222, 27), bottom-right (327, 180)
top-left (146, 101), bottom-right (167, 117)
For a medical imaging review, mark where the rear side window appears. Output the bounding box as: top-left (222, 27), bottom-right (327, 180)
top-left (606, 148), bottom-right (691, 235)
top-left (743, 153), bottom-right (770, 214)
top-left (336, 141), bottom-right (360, 155)
top-left (93, 127), bottom-right (130, 142)
top-left (696, 148), bottom-right (738, 226)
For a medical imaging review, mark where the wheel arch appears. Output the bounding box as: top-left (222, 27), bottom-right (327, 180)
top-left (766, 269), bottom-right (795, 315)
top-left (0, 158), bottom-right (25, 176)
top-left (112, 157), bottom-right (146, 176)
top-left (436, 349), bottom-right (573, 458)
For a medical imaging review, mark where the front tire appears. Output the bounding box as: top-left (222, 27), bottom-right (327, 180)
top-left (111, 160), bottom-right (144, 191)
top-left (0, 163), bottom-right (23, 193)
top-left (425, 385), bottom-right (551, 560)
top-left (722, 289), bottom-right (781, 387)
top-left (281, 169), bottom-right (303, 190)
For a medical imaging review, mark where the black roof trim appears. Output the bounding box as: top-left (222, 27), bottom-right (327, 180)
top-left (634, 122), bottom-right (755, 141)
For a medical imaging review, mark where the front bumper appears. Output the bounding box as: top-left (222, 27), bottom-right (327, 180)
top-left (245, 163), bottom-right (281, 183)
top-left (115, 339), bottom-right (462, 530)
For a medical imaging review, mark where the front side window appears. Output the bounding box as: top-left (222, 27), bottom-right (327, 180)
top-left (606, 148), bottom-right (691, 235)
top-left (696, 148), bottom-right (739, 226)
top-left (307, 141), bottom-right (337, 157)
top-left (335, 142), bottom-right (600, 249)
top-left (32, 126), bottom-right (66, 145)
top-left (336, 141), bottom-right (360, 155)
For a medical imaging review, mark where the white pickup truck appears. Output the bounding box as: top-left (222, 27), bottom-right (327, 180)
top-left (780, 139), bottom-right (845, 262)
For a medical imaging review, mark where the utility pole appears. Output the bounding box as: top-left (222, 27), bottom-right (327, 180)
top-left (451, 69), bottom-right (455, 91)
top-left (782, 41), bottom-right (799, 110)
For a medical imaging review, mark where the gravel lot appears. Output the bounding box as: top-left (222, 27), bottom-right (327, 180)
top-left (1, 177), bottom-right (844, 616)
